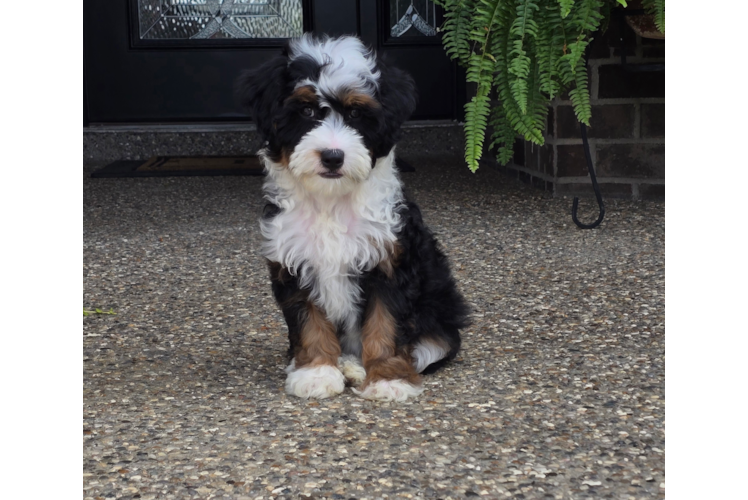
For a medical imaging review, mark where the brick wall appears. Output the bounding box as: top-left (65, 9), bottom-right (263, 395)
top-left (507, 12), bottom-right (665, 200)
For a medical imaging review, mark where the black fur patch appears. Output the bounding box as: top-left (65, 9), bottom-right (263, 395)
top-left (360, 200), bottom-right (470, 366)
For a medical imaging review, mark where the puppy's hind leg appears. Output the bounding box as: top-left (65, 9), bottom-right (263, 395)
top-left (353, 296), bottom-right (423, 402)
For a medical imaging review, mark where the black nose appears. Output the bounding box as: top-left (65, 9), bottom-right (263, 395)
top-left (320, 149), bottom-right (345, 171)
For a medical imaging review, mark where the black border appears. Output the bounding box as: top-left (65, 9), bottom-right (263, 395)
top-left (128, 0), bottom-right (313, 49)
top-left (380, 0), bottom-right (444, 47)
top-left (82, 28), bottom-right (89, 127)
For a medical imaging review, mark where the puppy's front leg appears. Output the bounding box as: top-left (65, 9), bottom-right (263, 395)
top-left (285, 302), bottom-right (345, 399)
top-left (354, 296), bottom-right (423, 402)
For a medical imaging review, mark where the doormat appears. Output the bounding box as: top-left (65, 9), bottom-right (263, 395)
top-left (91, 155), bottom-right (414, 178)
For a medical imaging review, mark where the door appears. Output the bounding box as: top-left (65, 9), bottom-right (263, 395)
top-left (360, 0), bottom-right (464, 120)
top-left (83, 0), bottom-right (461, 123)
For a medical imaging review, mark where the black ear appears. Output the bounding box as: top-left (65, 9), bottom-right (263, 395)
top-left (235, 56), bottom-right (289, 139)
top-left (375, 60), bottom-right (418, 156)
top-left (378, 61), bottom-right (418, 129)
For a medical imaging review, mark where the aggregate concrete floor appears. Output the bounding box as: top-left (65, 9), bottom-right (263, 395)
top-left (83, 155), bottom-right (665, 500)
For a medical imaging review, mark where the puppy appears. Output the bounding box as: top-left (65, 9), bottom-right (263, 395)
top-left (236, 34), bottom-right (470, 401)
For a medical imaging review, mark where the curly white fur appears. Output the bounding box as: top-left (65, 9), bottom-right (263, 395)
top-left (337, 354), bottom-right (367, 387)
top-left (412, 338), bottom-right (450, 373)
top-left (284, 361), bottom-right (346, 399)
top-left (353, 379), bottom-right (424, 402)
top-left (260, 151), bottom-right (403, 346)
top-left (288, 34), bottom-right (380, 97)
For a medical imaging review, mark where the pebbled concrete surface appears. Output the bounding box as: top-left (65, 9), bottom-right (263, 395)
top-left (83, 154), bottom-right (665, 500)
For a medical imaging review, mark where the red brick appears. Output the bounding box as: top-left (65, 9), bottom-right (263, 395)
top-left (512, 137), bottom-right (525, 166)
top-left (642, 47), bottom-right (665, 58)
top-left (556, 145), bottom-right (589, 177)
top-left (596, 144), bottom-right (665, 178)
top-left (524, 141), bottom-right (540, 172)
top-left (641, 104), bottom-right (665, 138)
top-left (539, 145), bottom-right (553, 176)
top-left (639, 183), bottom-right (665, 200)
top-left (557, 104), bottom-right (636, 139)
top-left (598, 65), bottom-right (665, 98)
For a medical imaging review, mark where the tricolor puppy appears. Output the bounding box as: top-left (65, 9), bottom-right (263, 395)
top-left (236, 34), bottom-right (469, 402)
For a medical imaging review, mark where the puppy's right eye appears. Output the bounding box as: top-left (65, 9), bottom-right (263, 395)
top-left (301, 106), bottom-right (315, 118)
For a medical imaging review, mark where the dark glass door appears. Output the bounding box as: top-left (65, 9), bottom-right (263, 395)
top-left (84, 0), bottom-right (460, 123)
top-left (361, 0), bottom-right (464, 120)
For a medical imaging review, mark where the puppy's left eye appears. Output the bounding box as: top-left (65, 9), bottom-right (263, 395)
top-left (301, 106), bottom-right (315, 118)
top-left (348, 109), bottom-right (361, 119)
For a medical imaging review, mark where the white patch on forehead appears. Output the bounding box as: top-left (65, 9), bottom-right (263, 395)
top-left (288, 34), bottom-right (380, 97)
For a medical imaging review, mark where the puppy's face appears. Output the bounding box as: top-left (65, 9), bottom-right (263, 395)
top-left (236, 35), bottom-right (417, 195)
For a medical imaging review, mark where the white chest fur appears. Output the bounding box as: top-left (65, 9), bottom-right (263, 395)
top-left (260, 153), bottom-right (404, 335)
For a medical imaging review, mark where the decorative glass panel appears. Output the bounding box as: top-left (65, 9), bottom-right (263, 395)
top-left (137, 0), bottom-right (303, 40)
top-left (390, 0), bottom-right (437, 38)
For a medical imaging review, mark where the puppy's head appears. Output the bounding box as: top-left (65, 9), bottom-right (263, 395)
top-left (236, 34), bottom-right (417, 195)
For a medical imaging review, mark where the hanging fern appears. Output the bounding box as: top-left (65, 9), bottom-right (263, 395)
top-left (441, 0), bottom-right (476, 65)
top-left (434, 0), bottom-right (662, 172)
top-left (642, 0), bottom-right (664, 34)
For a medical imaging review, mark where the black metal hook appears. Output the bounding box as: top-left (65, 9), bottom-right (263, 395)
top-left (571, 122), bottom-right (605, 229)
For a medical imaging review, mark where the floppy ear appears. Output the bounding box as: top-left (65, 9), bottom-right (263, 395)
top-left (378, 61), bottom-right (418, 129)
top-left (235, 55), bottom-right (289, 139)
top-left (376, 60), bottom-right (418, 156)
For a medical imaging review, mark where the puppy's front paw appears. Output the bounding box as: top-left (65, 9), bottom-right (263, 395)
top-left (337, 355), bottom-right (367, 387)
top-left (285, 364), bottom-right (345, 399)
top-left (352, 379), bottom-right (424, 402)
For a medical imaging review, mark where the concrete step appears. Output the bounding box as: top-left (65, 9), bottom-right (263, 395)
top-left (84, 120), bottom-right (465, 163)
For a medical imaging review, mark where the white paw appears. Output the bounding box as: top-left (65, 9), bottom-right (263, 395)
top-left (352, 379), bottom-right (424, 402)
top-left (285, 363), bottom-right (345, 399)
top-left (337, 355), bottom-right (367, 387)
top-left (285, 358), bottom-right (297, 374)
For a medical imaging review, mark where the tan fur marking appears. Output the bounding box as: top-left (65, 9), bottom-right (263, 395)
top-left (341, 91), bottom-right (381, 109)
top-left (285, 85), bottom-right (318, 104)
top-left (377, 242), bottom-right (402, 279)
top-left (278, 148), bottom-right (291, 167)
top-left (361, 296), bottom-right (420, 388)
top-left (295, 302), bottom-right (341, 369)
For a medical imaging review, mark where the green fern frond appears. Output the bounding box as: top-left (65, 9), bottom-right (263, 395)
top-left (462, 0), bottom-right (504, 172)
top-left (642, 0), bottom-right (665, 34)
top-left (513, 1), bottom-right (541, 39)
top-left (568, 65), bottom-right (592, 125)
top-left (489, 105), bottom-right (518, 165)
top-left (508, 40), bottom-right (531, 113)
top-left (557, 0), bottom-right (575, 18)
top-left (570, 0), bottom-right (604, 33)
top-left (438, 0), bottom-right (476, 66)
top-left (464, 90), bottom-right (492, 172)
top-left (437, 0), bottom-right (635, 171)
top-left (536, 3), bottom-right (562, 98)
top-left (495, 16), bottom-right (545, 145)
top-left (507, 0), bottom-right (541, 114)
top-left (526, 53), bottom-right (550, 134)
top-left (565, 39), bottom-right (588, 74)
